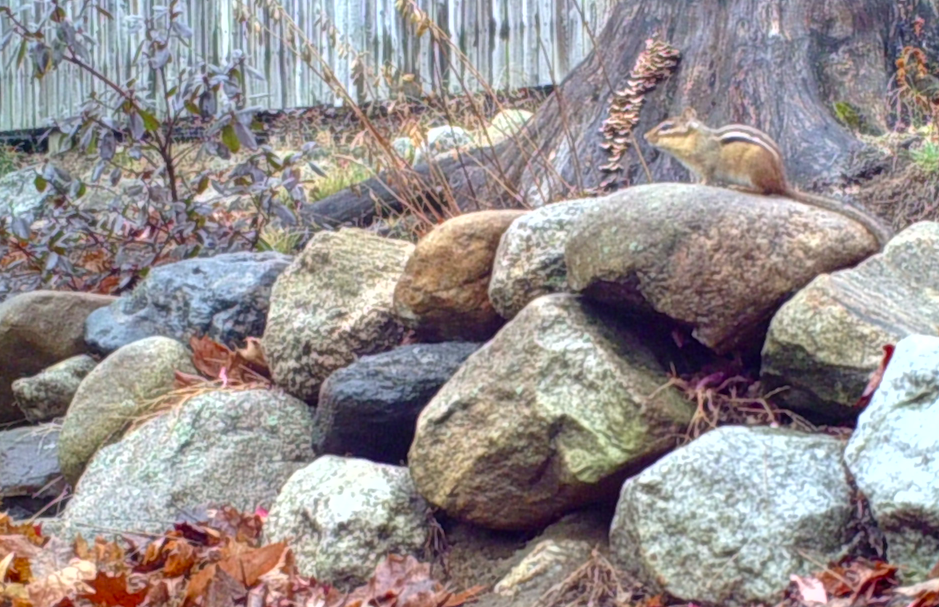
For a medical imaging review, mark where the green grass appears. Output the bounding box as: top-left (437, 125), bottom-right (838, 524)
top-left (911, 139), bottom-right (939, 174)
top-left (257, 224), bottom-right (305, 254)
top-left (309, 160), bottom-right (373, 202)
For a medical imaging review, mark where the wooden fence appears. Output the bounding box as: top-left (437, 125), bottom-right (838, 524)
top-left (0, 0), bottom-right (616, 133)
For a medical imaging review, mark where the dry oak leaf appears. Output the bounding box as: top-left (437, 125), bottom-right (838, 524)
top-left (217, 542), bottom-right (287, 588)
top-left (182, 544), bottom-right (282, 607)
top-left (163, 539), bottom-right (198, 578)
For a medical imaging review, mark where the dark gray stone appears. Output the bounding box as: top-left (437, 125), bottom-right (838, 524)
top-left (312, 341), bottom-right (481, 463)
top-left (0, 424), bottom-right (65, 500)
top-left (84, 251), bottom-right (291, 355)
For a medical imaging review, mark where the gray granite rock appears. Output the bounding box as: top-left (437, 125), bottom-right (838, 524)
top-left (762, 221), bottom-right (939, 419)
top-left (264, 455), bottom-right (429, 589)
top-left (611, 425), bottom-right (855, 607)
top-left (12, 354), bottom-right (97, 423)
top-left (409, 293), bottom-right (693, 530)
top-left (61, 389), bottom-right (314, 539)
top-left (263, 228), bottom-right (414, 402)
top-left (57, 336), bottom-right (196, 485)
top-left (845, 333), bottom-right (939, 582)
top-left (489, 198), bottom-right (594, 319)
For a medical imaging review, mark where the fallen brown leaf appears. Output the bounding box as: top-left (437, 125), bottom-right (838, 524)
top-left (441, 585), bottom-right (486, 607)
top-left (217, 543), bottom-right (286, 588)
top-left (0, 514), bottom-right (45, 548)
top-left (78, 571), bottom-right (149, 607)
top-left (186, 335), bottom-right (272, 387)
top-left (854, 344), bottom-right (895, 409)
top-left (204, 566), bottom-right (247, 607)
top-left (183, 563), bottom-right (217, 607)
top-left (163, 539), bottom-right (197, 578)
top-left (0, 535), bottom-right (44, 583)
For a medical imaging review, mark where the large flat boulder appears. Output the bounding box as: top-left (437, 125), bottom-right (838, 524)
top-left (565, 184), bottom-right (880, 354)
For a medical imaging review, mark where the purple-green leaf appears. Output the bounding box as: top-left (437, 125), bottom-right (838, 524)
top-left (221, 124), bottom-right (240, 153)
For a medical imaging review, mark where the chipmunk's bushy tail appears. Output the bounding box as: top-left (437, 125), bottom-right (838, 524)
top-left (787, 189), bottom-right (893, 249)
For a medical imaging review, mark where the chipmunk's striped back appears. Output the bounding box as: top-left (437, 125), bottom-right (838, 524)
top-left (714, 125), bottom-right (784, 165)
top-left (643, 107), bottom-right (893, 248)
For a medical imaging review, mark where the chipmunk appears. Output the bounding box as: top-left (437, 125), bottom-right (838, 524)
top-left (643, 108), bottom-right (892, 248)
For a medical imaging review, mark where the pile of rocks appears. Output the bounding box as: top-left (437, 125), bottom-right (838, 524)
top-left (2, 182), bottom-right (938, 606)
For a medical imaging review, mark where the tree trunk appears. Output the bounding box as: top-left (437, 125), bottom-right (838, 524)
top-left (302, 0), bottom-right (939, 228)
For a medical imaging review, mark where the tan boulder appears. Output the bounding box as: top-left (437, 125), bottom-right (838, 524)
top-left (408, 294), bottom-right (693, 530)
top-left (394, 210), bottom-right (528, 341)
top-left (0, 291), bottom-right (115, 423)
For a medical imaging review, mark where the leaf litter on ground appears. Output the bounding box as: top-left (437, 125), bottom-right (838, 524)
top-left (0, 507), bottom-right (486, 607)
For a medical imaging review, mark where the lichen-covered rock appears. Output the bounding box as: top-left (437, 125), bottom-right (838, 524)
top-left (0, 291), bottom-right (114, 423)
top-left (565, 183), bottom-right (881, 354)
top-left (395, 210), bottom-right (527, 341)
top-left (0, 168), bottom-right (45, 222)
top-left (264, 456), bottom-right (430, 588)
top-left (484, 109), bottom-right (534, 144)
top-left (414, 125), bottom-right (474, 164)
top-left (391, 137), bottom-right (416, 164)
top-left (263, 228), bottom-right (414, 402)
top-left (0, 424), bottom-right (64, 500)
top-left (489, 199), bottom-right (594, 319)
top-left (312, 341), bottom-right (481, 463)
top-left (762, 221), bottom-right (939, 419)
top-left (845, 333), bottom-right (939, 582)
top-left (491, 511), bottom-right (608, 599)
top-left (84, 251), bottom-right (291, 355)
top-left (60, 389), bottom-right (314, 539)
top-left (408, 293), bottom-right (693, 530)
top-left (58, 336), bottom-right (196, 485)
top-left (611, 425), bottom-right (855, 607)
top-left (12, 355), bottom-right (97, 423)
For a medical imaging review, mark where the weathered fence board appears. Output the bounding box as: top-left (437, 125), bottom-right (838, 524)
top-left (0, 0), bottom-right (616, 133)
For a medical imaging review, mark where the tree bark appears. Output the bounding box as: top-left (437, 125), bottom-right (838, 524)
top-left (303, 0), bottom-right (939, 227)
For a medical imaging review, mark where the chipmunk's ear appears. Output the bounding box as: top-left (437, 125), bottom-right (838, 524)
top-left (680, 107), bottom-right (697, 121)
